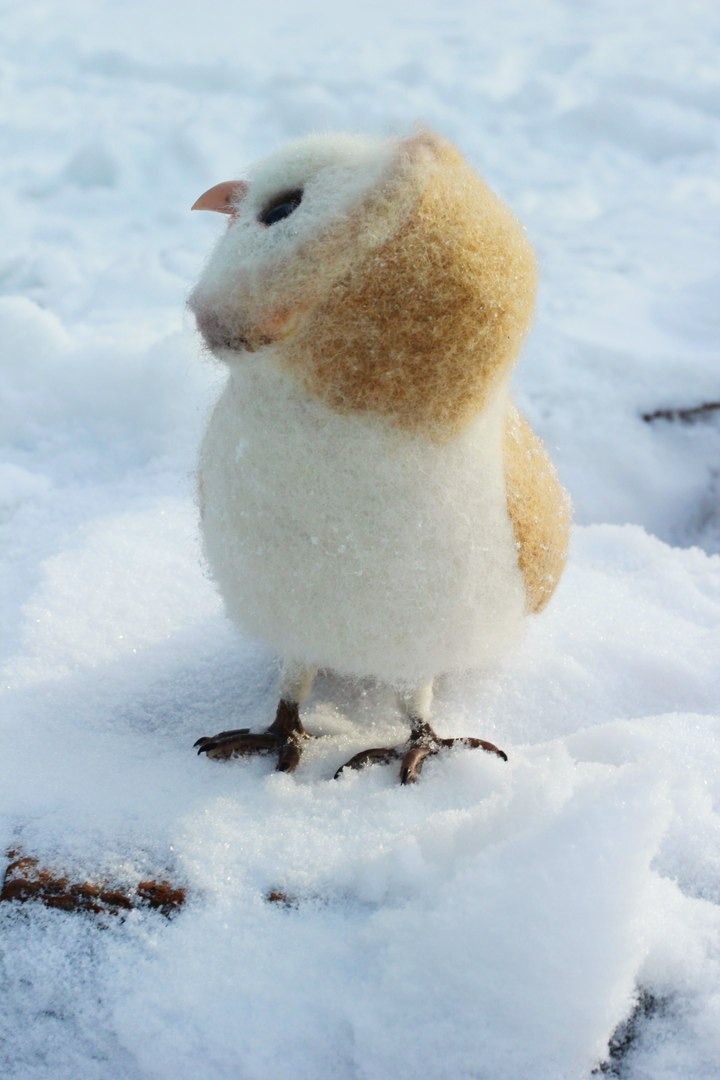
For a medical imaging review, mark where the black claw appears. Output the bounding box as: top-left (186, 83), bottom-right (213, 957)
top-left (193, 728), bottom-right (250, 751)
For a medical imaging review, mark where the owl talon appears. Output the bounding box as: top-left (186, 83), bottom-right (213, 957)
top-left (194, 728), bottom-right (250, 751)
top-left (277, 736), bottom-right (304, 773)
top-left (194, 700), bottom-right (309, 770)
top-left (438, 736), bottom-right (508, 761)
top-left (194, 728), bottom-right (250, 747)
top-left (399, 744), bottom-right (434, 784)
top-left (333, 746), bottom-right (401, 779)
top-left (195, 731), bottom-right (283, 759)
top-left (335, 726), bottom-right (507, 784)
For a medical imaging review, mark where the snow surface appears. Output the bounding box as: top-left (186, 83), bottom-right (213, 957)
top-left (1, 1), bottom-right (719, 1077)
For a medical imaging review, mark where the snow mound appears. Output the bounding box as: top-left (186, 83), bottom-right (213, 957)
top-left (2, 521), bottom-right (719, 1078)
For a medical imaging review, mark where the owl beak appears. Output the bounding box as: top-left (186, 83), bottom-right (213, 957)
top-left (191, 181), bottom-right (248, 215)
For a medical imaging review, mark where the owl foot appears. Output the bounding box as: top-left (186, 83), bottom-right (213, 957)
top-left (194, 699), bottom-right (310, 774)
top-left (334, 720), bottom-right (507, 785)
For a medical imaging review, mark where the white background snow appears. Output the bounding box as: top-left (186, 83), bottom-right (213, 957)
top-left (1, 0), bottom-right (719, 1077)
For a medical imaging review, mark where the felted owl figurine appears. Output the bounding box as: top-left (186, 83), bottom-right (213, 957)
top-left (189, 129), bottom-right (570, 784)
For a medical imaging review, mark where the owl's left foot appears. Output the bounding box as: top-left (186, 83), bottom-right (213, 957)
top-left (194, 699), bottom-right (310, 773)
top-left (334, 720), bottom-right (507, 785)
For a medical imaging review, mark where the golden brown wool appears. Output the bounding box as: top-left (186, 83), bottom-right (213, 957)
top-left (504, 407), bottom-right (571, 613)
top-left (278, 137), bottom-right (537, 442)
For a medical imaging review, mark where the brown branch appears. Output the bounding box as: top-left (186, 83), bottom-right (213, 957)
top-left (1, 850), bottom-right (185, 919)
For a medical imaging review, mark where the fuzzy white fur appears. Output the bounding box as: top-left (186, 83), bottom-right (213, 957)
top-left (199, 353), bottom-right (526, 687)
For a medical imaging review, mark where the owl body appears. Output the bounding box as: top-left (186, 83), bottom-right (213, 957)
top-left (191, 130), bottom-right (570, 694)
top-left (199, 352), bottom-right (526, 686)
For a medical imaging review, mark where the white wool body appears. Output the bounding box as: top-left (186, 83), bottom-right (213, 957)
top-left (199, 353), bottom-right (526, 688)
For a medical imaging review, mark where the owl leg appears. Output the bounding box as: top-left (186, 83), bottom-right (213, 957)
top-left (194, 662), bottom-right (317, 773)
top-left (335, 681), bottom-right (507, 785)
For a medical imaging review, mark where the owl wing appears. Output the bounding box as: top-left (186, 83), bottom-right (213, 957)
top-left (504, 405), bottom-right (571, 614)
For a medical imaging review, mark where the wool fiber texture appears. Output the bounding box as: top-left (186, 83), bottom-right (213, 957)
top-left (192, 129), bottom-right (571, 686)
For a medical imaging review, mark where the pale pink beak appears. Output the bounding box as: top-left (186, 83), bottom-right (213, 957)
top-left (191, 180), bottom-right (248, 215)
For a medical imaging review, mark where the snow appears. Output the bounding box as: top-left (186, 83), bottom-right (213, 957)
top-left (1, 1), bottom-right (719, 1077)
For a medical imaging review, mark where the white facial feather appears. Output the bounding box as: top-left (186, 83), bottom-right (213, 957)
top-left (244, 133), bottom-right (397, 237)
top-left (223, 135), bottom-right (393, 262)
top-left (188, 133), bottom-right (422, 356)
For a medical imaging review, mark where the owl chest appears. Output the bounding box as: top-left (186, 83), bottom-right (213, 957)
top-left (199, 364), bottom-right (526, 679)
top-left (201, 365), bottom-right (518, 589)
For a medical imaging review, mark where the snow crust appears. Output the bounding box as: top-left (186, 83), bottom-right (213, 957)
top-left (1, 1), bottom-right (719, 1077)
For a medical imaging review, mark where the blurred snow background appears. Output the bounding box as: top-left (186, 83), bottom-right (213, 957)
top-left (1, 0), bottom-right (719, 1077)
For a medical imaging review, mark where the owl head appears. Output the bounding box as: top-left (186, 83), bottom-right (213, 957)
top-left (189, 130), bottom-right (536, 439)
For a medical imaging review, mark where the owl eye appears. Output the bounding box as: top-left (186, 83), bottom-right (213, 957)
top-left (259, 189), bottom-right (303, 226)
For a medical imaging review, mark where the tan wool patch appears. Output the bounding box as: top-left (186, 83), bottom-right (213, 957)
top-left (282, 138), bottom-right (538, 442)
top-left (504, 406), bottom-right (571, 613)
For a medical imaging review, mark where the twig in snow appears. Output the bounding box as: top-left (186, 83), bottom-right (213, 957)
top-left (593, 988), bottom-right (670, 1077)
top-left (642, 401), bottom-right (720, 423)
top-left (0, 849), bottom-right (186, 919)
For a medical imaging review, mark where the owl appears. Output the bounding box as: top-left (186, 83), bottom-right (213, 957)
top-left (188, 129), bottom-right (570, 784)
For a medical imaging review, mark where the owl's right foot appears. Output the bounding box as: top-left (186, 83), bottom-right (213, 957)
top-left (194, 699), bottom-right (310, 773)
top-left (334, 718), bottom-right (507, 784)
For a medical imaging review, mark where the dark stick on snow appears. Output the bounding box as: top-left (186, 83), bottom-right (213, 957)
top-left (642, 401), bottom-right (720, 423)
